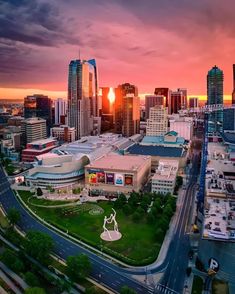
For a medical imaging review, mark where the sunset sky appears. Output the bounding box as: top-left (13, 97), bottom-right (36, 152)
top-left (0, 0), bottom-right (235, 100)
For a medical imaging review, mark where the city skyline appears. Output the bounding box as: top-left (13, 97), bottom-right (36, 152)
top-left (1, 0), bottom-right (235, 100)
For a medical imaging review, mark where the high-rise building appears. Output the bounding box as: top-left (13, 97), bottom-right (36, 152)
top-left (123, 94), bottom-right (140, 137)
top-left (207, 65), bottom-right (224, 134)
top-left (189, 97), bottom-right (199, 108)
top-left (67, 59), bottom-right (98, 139)
top-left (145, 95), bottom-right (165, 120)
top-left (100, 87), bottom-right (114, 132)
top-left (114, 83), bottom-right (138, 134)
top-left (21, 117), bottom-right (47, 144)
top-left (55, 98), bottom-right (67, 125)
top-left (24, 94), bottom-right (52, 130)
top-left (170, 91), bottom-right (183, 114)
top-left (101, 87), bottom-right (111, 115)
top-left (154, 88), bottom-right (170, 108)
top-left (177, 88), bottom-right (187, 109)
top-left (232, 64), bottom-right (235, 105)
top-left (146, 105), bottom-right (168, 136)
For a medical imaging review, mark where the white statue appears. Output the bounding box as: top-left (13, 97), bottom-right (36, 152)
top-left (103, 215), bottom-right (112, 240)
top-left (101, 208), bottom-right (121, 241)
top-left (109, 208), bottom-right (119, 233)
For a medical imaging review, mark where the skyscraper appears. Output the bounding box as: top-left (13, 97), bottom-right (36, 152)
top-left (67, 59), bottom-right (98, 139)
top-left (189, 97), bottom-right (199, 108)
top-left (146, 106), bottom-right (168, 136)
top-left (55, 98), bottom-right (67, 125)
top-left (170, 91), bottom-right (183, 114)
top-left (114, 83), bottom-right (138, 134)
top-left (232, 64), bottom-right (235, 105)
top-left (145, 95), bottom-right (165, 120)
top-left (123, 94), bottom-right (140, 137)
top-left (177, 88), bottom-right (187, 109)
top-left (154, 88), bottom-right (170, 108)
top-left (207, 65), bottom-right (224, 134)
top-left (24, 94), bottom-right (52, 132)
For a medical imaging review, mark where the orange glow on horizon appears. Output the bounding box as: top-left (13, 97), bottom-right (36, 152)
top-left (108, 87), bottom-right (115, 104)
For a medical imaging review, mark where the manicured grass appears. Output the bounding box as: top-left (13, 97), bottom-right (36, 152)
top-left (0, 210), bottom-right (9, 229)
top-left (212, 279), bottom-right (229, 294)
top-left (192, 275), bottom-right (204, 294)
top-left (18, 191), bottom-right (169, 265)
top-left (19, 191), bottom-right (77, 206)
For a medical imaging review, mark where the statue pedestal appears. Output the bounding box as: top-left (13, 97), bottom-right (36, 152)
top-left (100, 230), bottom-right (122, 242)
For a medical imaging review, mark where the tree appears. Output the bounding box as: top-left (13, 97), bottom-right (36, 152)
top-left (176, 176), bottom-right (183, 187)
top-left (186, 267), bottom-right (192, 277)
top-left (132, 211), bottom-right (141, 222)
top-left (155, 228), bottom-right (164, 241)
top-left (36, 188), bottom-right (43, 196)
top-left (7, 208), bottom-right (21, 226)
top-left (25, 272), bottom-right (40, 287)
top-left (25, 287), bottom-right (46, 294)
top-left (120, 286), bottom-right (137, 294)
top-left (147, 212), bottom-right (155, 224)
top-left (122, 204), bottom-right (132, 216)
top-left (67, 254), bottom-right (91, 281)
top-left (24, 231), bottom-right (54, 264)
top-left (1, 249), bottom-right (25, 273)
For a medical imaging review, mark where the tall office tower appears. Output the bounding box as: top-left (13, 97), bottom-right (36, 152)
top-left (232, 64), bottom-right (235, 105)
top-left (177, 88), bottom-right (187, 109)
top-left (146, 106), bottom-right (168, 136)
top-left (24, 94), bottom-right (52, 129)
top-left (101, 87), bottom-right (111, 114)
top-left (67, 59), bottom-right (98, 139)
top-left (189, 97), bottom-right (199, 108)
top-left (154, 88), bottom-right (170, 108)
top-left (55, 98), bottom-right (67, 125)
top-left (21, 117), bottom-right (47, 144)
top-left (114, 83), bottom-right (138, 134)
top-left (123, 94), bottom-right (140, 137)
top-left (170, 90), bottom-right (183, 114)
top-left (207, 65), bottom-right (224, 134)
top-left (145, 95), bottom-right (165, 120)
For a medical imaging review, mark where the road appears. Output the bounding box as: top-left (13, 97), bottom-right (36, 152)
top-left (0, 151), bottom-right (199, 294)
top-left (156, 152), bottom-right (200, 294)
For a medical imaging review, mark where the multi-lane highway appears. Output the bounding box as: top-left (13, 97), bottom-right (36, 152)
top-left (0, 152), bottom-right (199, 294)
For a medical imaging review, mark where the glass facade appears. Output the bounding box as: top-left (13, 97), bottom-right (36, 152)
top-left (207, 66), bottom-right (223, 134)
top-left (68, 59), bottom-right (98, 139)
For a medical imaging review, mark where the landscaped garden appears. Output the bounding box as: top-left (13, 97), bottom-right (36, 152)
top-left (18, 190), bottom-right (176, 265)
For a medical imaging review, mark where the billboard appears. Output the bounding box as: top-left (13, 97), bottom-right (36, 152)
top-left (106, 173), bottom-right (114, 185)
top-left (88, 170), bottom-right (97, 184)
top-left (97, 171), bottom-right (105, 183)
top-left (115, 173), bottom-right (124, 186)
top-left (125, 174), bottom-right (133, 186)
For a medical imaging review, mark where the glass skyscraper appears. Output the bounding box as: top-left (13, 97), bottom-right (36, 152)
top-left (207, 66), bottom-right (223, 134)
top-left (68, 59), bottom-right (98, 139)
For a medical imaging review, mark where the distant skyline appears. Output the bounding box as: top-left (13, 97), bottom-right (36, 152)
top-left (1, 0), bottom-right (235, 100)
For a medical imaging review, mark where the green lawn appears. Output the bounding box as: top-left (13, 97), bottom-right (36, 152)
top-left (192, 275), bottom-right (204, 294)
top-left (28, 196), bottom-right (77, 206)
top-left (0, 210), bottom-right (9, 229)
top-left (18, 191), bottom-right (170, 265)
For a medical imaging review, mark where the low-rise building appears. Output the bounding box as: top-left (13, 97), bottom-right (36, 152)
top-left (169, 114), bottom-right (193, 141)
top-left (22, 138), bottom-right (58, 162)
top-left (50, 125), bottom-right (76, 143)
top-left (85, 154), bottom-right (151, 194)
top-left (151, 159), bottom-right (179, 195)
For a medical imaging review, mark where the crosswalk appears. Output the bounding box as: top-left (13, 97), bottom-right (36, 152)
top-left (154, 283), bottom-right (180, 294)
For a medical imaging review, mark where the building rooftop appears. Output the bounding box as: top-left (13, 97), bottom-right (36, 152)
top-left (86, 154), bottom-right (151, 171)
top-left (141, 134), bottom-right (185, 146)
top-left (221, 132), bottom-right (235, 145)
top-left (127, 144), bottom-right (184, 157)
top-left (203, 141), bottom-right (235, 242)
top-left (152, 159), bottom-right (179, 181)
top-left (23, 117), bottom-right (46, 124)
top-left (28, 138), bottom-right (57, 145)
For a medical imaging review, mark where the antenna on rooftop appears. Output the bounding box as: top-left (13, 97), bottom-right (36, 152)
top-left (79, 48), bottom-right (81, 60)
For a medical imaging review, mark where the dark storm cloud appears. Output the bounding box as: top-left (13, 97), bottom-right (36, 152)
top-left (0, 0), bottom-right (81, 46)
